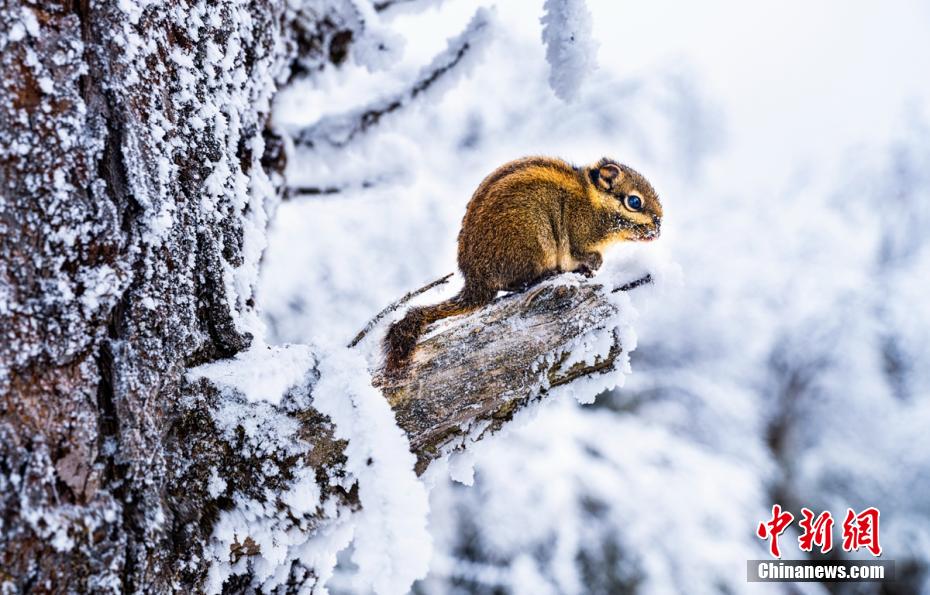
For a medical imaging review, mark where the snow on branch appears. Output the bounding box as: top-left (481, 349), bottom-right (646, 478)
top-left (373, 0), bottom-right (445, 15)
top-left (541, 0), bottom-right (598, 101)
top-left (291, 7), bottom-right (493, 151)
top-left (284, 177), bottom-right (382, 200)
top-left (183, 274), bottom-right (642, 593)
top-left (374, 276), bottom-right (640, 473)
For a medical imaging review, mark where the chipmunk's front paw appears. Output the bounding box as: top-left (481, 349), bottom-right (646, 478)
top-left (573, 252), bottom-right (602, 278)
top-left (573, 264), bottom-right (595, 278)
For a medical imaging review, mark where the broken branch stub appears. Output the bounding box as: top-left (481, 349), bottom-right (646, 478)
top-left (375, 279), bottom-right (626, 473)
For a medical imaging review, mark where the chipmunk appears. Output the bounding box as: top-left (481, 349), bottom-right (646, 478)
top-left (383, 156), bottom-right (662, 373)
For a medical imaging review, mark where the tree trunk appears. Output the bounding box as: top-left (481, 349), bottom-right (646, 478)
top-left (0, 2), bottom-right (633, 592)
top-left (2, 1), bottom-right (293, 589)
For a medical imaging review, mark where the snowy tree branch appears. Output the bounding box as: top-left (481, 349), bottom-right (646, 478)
top-left (374, 277), bottom-right (630, 473)
top-left (284, 179), bottom-right (380, 199)
top-left (373, 0), bottom-right (440, 13)
top-left (178, 276), bottom-right (637, 590)
top-left (290, 8), bottom-right (492, 151)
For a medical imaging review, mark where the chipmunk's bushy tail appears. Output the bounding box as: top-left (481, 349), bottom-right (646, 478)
top-left (383, 284), bottom-right (493, 374)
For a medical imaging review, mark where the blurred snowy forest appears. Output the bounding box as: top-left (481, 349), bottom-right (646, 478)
top-left (263, 1), bottom-right (930, 593)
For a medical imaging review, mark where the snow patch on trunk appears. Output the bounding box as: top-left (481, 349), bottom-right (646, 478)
top-left (188, 343), bottom-right (316, 406)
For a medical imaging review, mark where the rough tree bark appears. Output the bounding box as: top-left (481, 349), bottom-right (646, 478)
top-left (0, 2), bottom-right (631, 592)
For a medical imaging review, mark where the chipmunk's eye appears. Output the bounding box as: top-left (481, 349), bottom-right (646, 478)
top-left (624, 194), bottom-right (643, 211)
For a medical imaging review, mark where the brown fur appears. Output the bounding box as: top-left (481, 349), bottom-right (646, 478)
top-left (383, 156), bottom-right (662, 374)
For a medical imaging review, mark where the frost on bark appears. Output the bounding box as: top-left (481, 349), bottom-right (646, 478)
top-left (1, 0), bottom-right (291, 589)
top-left (0, 1), bottom-right (629, 592)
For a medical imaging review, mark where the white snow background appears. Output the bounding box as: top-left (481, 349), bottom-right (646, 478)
top-left (260, 1), bottom-right (930, 593)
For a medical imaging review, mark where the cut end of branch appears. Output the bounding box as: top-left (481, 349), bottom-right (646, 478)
top-left (372, 276), bottom-right (633, 473)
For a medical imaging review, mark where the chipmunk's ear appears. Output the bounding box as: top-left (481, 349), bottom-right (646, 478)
top-left (593, 162), bottom-right (623, 191)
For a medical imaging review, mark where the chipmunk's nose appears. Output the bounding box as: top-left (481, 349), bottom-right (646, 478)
top-left (652, 215), bottom-right (662, 234)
